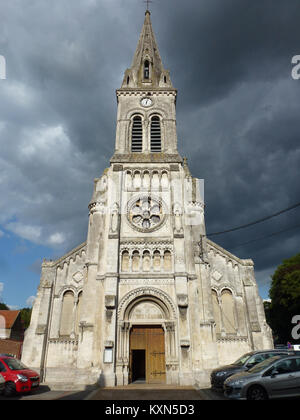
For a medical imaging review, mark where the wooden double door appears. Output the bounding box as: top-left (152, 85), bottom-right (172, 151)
top-left (129, 325), bottom-right (166, 384)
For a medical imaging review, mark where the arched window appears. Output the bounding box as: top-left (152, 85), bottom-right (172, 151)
top-left (221, 289), bottom-right (236, 334)
top-left (150, 116), bottom-right (162, 152)
top-left (144, 60), bottom-right (150, 79)
top-left (60, 291), bottom-right (74, 336)
top-left (131, 116), bottom-right (143, 152)
top-left (142, 251), bottom-right (151, 272)
top-left (163, 251), bottom-right (172, 272)
top-left (153, 250), bottom-right (161, 271)
top-left (121, 251), bottom-right (130, 272)
top-left (132, 251), bottom-right (140, 272)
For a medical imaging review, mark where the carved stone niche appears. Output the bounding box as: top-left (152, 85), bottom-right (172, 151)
top-left (177, 294), bottom-right (188, 318)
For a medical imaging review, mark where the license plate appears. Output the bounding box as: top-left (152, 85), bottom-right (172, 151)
top-left (31, 381), bottom-right (39, 387)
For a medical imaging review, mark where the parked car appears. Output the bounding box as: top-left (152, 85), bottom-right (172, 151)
top-left (224, 354), bottom-right (300, 400)
top-left (210, 349), bottom-right (292, 391)
top-left (0, 355), bottom-right (40, 397)
top-left (0, 373), bottom-right (5, 394)
top-left (275, 344), bottom-right (288, 350)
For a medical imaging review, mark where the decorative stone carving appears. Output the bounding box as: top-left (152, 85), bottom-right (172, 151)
top-left (212, 270), bottom-right (222, 282)
top-left (130, 301), bottom-right (164, 320)
top-left (72, 271), bottom-right (84, 284)
top-left (127, 195), bottom-right (166, 232)
top-left (177, 294), bottom-right (188, 308)
top-left (118, 287), bottom-right (177, 320)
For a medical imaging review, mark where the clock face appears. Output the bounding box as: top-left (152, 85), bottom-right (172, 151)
top-left (141, 97), bottom-right (153, 107)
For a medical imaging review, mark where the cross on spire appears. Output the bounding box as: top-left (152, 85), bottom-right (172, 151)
top-left (144, 0), bottom-right (153, 12)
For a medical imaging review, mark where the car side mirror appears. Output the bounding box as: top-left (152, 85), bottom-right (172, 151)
top-left (271, 369), bottom-right (278, 378)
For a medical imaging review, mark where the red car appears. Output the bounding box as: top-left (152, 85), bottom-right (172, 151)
top-left (0, 355), bottom-right (40, 397)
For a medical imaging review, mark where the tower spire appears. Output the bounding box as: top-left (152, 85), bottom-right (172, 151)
top-left (121, 10), bottom-right (173, 89)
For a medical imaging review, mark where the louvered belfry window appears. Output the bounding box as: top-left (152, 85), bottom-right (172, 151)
top-left (150, 116), bottom-right (162, 152)
top-left (131, 116), bottom-right (143, 152)
top-left (144, 60), bottom-right (150, 79)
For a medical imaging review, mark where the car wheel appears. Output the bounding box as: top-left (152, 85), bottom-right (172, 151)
top-left (4, 381), bottom-right (16, 397)
top-left (247, 385), bottom-right (268, 400)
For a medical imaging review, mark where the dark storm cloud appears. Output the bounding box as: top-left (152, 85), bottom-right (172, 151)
top-left (0, 0), bottom-right (299, 295)
top-left (153, 0), bottom-right (300, 288)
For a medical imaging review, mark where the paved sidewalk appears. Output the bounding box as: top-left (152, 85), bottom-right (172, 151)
top-left (86, 384), bottom-right (226, 400)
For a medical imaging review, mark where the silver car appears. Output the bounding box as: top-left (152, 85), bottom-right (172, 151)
top-left (224, 355), bottom-right (300, 400)
top-left (0, 373), bottom-right (5, 393)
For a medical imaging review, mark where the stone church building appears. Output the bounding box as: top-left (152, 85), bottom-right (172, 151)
top-left (22, 11), bottom-right (273, 389)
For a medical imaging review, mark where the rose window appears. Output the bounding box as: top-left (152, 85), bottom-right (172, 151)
top-left (128, 196), bottom-right (164, 232)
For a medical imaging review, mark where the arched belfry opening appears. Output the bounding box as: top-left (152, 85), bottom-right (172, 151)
top-left (116, 288), bottom-right (178, 385)
top-left (144, 59), bottom-right (150, 79)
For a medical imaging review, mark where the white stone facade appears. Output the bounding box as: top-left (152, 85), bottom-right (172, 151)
top-left (22, 11), bottom-right (273, 389)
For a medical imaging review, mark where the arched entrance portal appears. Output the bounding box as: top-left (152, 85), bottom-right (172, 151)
top-left (116, 287), bottom-right (178, 386)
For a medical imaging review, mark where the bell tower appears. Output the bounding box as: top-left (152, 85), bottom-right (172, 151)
top-left (112, 10), bottom-right (182, 162)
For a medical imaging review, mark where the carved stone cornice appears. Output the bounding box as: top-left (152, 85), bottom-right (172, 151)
top-left (110, 152), bottom-right (182, 164)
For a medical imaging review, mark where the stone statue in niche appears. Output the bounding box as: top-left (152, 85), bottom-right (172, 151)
top-left (173, 203), bottom-right (183, 237)
top-left (110, 203), bottom-right (120, 235)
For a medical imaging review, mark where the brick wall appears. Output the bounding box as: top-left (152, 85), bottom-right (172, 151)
top-left (0, 340), bottom-right (23, 359)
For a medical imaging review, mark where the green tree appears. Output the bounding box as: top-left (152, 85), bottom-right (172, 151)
top-left (0, 302), bottom-right (9, 310)
top-left (269, 253), bottom-right (300, 344)
top-left (20, 308), bottom-right (32, 329)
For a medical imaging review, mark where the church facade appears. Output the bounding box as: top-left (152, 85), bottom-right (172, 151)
top-left (22, 11), bottom-right (273, 389)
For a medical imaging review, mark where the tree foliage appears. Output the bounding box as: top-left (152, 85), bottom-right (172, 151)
top-left (268, 253), bottom-right (300, 344)
top-left (20, 308), bottom-right (32, 329)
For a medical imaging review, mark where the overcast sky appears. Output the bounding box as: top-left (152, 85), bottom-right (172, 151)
top-left (0, 0), bottom-right (299, 308)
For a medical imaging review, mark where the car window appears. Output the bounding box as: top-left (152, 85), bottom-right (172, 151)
top-left (249, 356), bottom-right (281, 374)
top-left (3, 358), bottom-right (28, 371)
top-left (233, 353), bottom-right (253, 366)
top-left (247, 354), bottom-right (266, 366)
top-left (294, 358), bottom-right (300, 372)
top-left (274, 359), bottom-right (295, 374)
top-left (0, 361), bottom-right (6, 372)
